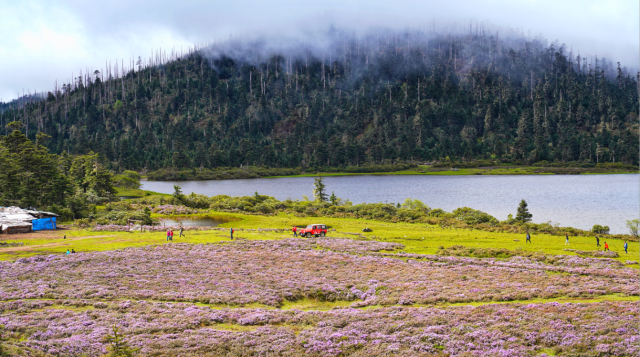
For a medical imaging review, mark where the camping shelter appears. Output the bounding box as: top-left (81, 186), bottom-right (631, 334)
top-left (0, 207), bottom-right (58, 234)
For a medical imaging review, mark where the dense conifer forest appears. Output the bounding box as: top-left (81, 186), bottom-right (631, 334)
top-left (1, 26), bottom-right (638, 176)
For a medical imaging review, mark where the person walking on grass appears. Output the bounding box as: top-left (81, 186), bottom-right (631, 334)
top-left (604, 242), bottom-right (609, 251)
top-left (179, 226), bottom-right (185, 237)
top-left (565, 234), bottom-right (569, 245)
top-left (230, 227), bottom-right (234, 240)
top-left (167, 229), bottom-right (171, 242)
top-left (526, 232), bottom-right (531, 243)
top-left (596, 236), bottom-right (600, 247)
top-left (624, 241), bottom-right (628, 254)
top-left (292, 226), bottom-right (298, 237)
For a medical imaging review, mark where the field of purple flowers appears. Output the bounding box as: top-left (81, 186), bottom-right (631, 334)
top-left (1, 238), bottom-right (638, 356)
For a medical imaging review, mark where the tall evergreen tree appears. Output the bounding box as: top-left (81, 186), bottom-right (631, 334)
top-left (313, 176), bottom-right (328, 202)
top-left (516, 199), bottom-right (533, 223)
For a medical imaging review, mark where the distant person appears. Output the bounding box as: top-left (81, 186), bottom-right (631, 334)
top-left (565, 234), bottom-right (569, 245)
top-left (65, 249), bottom-right (70, 255)
top-left (230, 228), bottom-right (234, 240)
top-left (604, 242), bottom-right (609, 251)
top-left (624, 241), bottom-right (628, 254)
top-left (292, 226), bottom-right (298, 237)
top-left (525, 232), bottom-right (531, 244)
top-left (596, 236), bottom-right (600, 247)
top-left (71, 249), bottom-right (76, 254)
top-left (166, 229), bottom-right (171, 242)
top-left (170, 229), bottom-right (174, 241)
top-left (179, 226), bottom-right (185, 237)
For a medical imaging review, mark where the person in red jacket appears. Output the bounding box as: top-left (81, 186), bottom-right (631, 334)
top-left (604, 242), bottom-right (609, 251)
top-left (292, 226), bottom-right (298, 237)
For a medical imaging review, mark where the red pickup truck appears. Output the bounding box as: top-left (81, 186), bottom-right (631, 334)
top-left (298, 224), bottom-right (327, 238)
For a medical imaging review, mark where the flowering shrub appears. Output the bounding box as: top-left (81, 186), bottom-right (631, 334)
top-left (151, 205), bottom-right (198, 215)
top-left (92, 224), bottom-right (214, 232)
top-left (0, 238), bottom-right (637, 356)
top-left (1, 239), bottom-right (636, 307)
top-left (564, 248), bottom-right (620, 258)
top-left (0, 299), bottom-right (637, 356)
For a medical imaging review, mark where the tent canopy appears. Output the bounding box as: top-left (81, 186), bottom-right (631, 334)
top-left (32, 217), bottom-right (57, 231)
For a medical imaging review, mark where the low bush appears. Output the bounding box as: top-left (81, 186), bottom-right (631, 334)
top-left (437, 245), bottom-right (544, 259)
top-left (592, 224), bottom-right (611, 234)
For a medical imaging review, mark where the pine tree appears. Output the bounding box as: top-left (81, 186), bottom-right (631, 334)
top-left (313, 175), bottom-right (328, 202)
top-left (329, 191), bottom-right (338, 206)
top-left (103, 325), bottom-right (138, 357)
top-left (516, 199), bottom-right (533, 223)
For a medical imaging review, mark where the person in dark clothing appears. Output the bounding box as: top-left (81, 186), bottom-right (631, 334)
top-left (179, 226), bottom-right (185, 237)
top-left (71, 249), bottom-right (76, 253)
top-left (596, 236), bottom-right (600, 247)
top-left (230, 228), bottom-right (234, 240)
top-left (525, 232), bottom-right (531, 243)
top-left (565, 234), bottom-right (569, 245)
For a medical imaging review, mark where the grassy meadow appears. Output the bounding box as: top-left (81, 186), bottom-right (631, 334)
top-left (2, 211), bottom-right (636, 266)
top-left (266, 164), bottom-right (638, 178)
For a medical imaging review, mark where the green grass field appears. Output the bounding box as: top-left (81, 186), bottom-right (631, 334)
top-left (1, 212), bottom-right (637, 267)
top-left (265, 165), bottom-right (637, 178)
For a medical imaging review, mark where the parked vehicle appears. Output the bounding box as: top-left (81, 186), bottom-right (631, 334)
top-left (299, 224), bottom-right (327, 238)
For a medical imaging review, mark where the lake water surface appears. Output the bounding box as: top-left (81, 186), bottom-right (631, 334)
top-left (142, 174), bottom-right (639, 234)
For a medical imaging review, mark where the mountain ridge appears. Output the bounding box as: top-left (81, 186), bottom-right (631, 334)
top-left (1, 28), bottom-right (638, 172)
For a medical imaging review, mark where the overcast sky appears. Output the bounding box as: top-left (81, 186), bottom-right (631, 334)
top-left (1, 0), bottom-right (638, 102)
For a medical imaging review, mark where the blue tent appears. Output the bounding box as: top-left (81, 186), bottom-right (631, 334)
top-left (32, 217), bottom-right (56, 231)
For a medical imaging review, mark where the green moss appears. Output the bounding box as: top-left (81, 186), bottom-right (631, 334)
top-left (210, 323), bottom-right (260, 332)
top-left (280, 298), bottom-right (354, 311)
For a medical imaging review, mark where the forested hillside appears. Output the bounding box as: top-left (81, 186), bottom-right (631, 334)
top-left (1, 27), bottom-right (638, 174)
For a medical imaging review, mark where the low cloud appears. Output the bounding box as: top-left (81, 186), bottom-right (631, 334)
top-left (1, 0), bottom-right (637, 101)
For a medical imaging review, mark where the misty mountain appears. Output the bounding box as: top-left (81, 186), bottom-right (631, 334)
top-left (1, 26), bottom-right (638, 173)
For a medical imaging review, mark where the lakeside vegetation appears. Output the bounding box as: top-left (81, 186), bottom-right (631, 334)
top-left (145, 161), bottom-right (638, 181)
top-left (94, 185), bottom-right (637, 241)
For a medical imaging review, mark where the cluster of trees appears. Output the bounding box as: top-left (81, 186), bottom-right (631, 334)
top-left (1, 27), bottom-right (637, 174)
top-left (0, 125), bottom-right (116, 219)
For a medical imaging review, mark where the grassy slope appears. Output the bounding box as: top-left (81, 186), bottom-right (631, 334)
top-left (1, 212), bottom-right (637, 266)
top-left (265, 165), bottom-right (638, 178)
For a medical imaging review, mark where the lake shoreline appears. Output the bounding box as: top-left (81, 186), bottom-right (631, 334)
top-left (144, 165), bottom-right (638, 182)
top-left (140, 174), bottom-right (639, 234)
